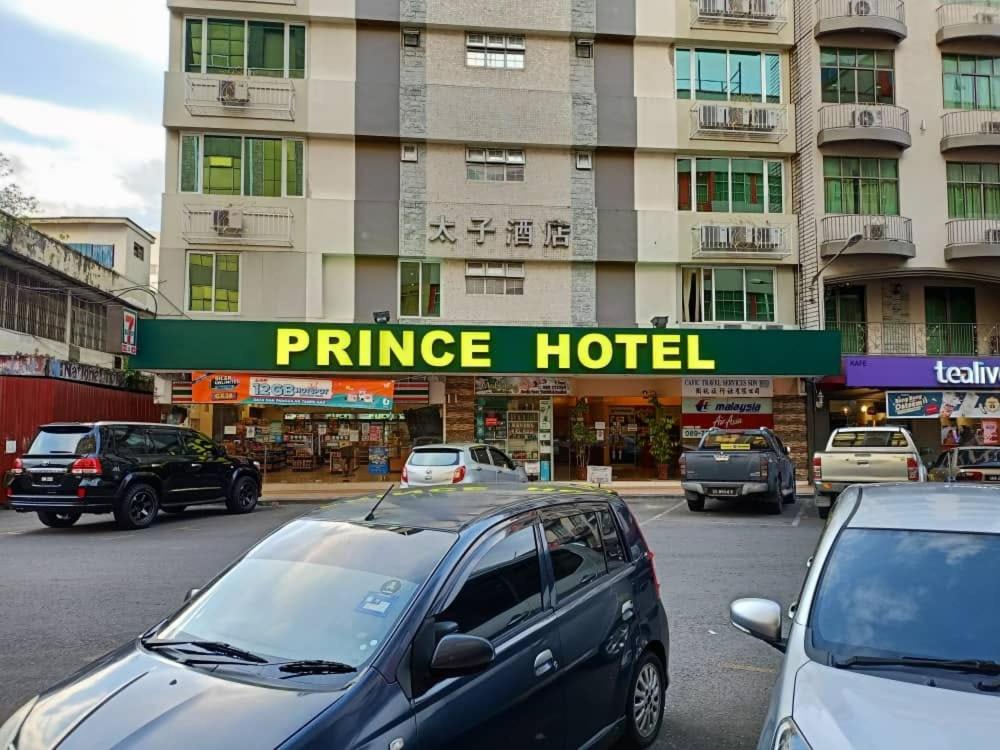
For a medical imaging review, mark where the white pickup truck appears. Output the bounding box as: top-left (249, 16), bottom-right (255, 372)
top-left (812, 427), bottom-right (927, 519)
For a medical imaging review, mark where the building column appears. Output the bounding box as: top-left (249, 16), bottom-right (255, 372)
top-left (774, 394), bottom-right (809, 481)
top-left (445, 377), bottom-right (475, 442)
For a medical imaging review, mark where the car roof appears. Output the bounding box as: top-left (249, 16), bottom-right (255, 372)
top-left (834, 426), bottom-right (905, 432)
top-left (39, 422), bottom-right (177, 429)
top-left (848, 483), bottom-right (1000, 534)
top-left (309, 483), bottom-right (617, 532)
top-left (409, 443), bottom-right (489, 451)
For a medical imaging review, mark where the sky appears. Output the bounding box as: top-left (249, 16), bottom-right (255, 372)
top-left (0, 0), bottom-right (167, 230)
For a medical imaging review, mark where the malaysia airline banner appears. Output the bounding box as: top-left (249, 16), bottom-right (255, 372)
top-left (682, 398), bottom-right (773, 415)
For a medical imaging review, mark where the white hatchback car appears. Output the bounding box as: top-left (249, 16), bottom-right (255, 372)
top-left (401, 443), bottom-right (529, 487)
top-left (732, 483), bottom-right (1000, 750)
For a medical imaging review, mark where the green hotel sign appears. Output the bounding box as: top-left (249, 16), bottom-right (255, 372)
top-left (132, 321), bottom-right (841, 377)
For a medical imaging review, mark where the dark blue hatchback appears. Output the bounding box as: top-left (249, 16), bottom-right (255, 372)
top-left (1, 484), bottom-right (669, 750)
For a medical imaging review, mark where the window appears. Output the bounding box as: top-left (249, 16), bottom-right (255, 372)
top-left (677, 157), bottom-right (784, 214)
top-left (133, 242), bottom-right (145, 260)
top-left (149, 429), bottom-right (185, 456)
top-left (184, 431), bottom-right (218, 459)
top-left (399, 261), bottom-right (441, 318)
top-left (401, 144), bottom-right (419, 163)
top-left (823, 157), bottom-right (899, 215)
top-left (597, 509), bottom-right (626, 572)
top-left (185, 18), bottom-right (306, 78)
top-left (676, 48), bottom-right (781, 103)
top-left (820, 48), bottom-right (895, 105)
top-left (466, 33), bottom-right (525, 69)
top-left (28, 427), bottom-right (97, 457)
top-left (830, 430), bottom-right (908, 448)
top-left (180, 135), bottom-right (304, 197)
top-left (575, 39), bottom-right (593, 59)
top-left (465, 262), bottom-right (524, 296)
top-left (947, 162), bottom-right (1000, 219)
top-left (437, 523), bottom-right (543, 642)
top-left (576, 152), bottom-right (593, 171)
top-left (188, 252), bottom-right (240, 313)
top-left (470, 447), bottom-right (490, 465)
top-left (466, 148), bottom-right (525, 182)
top-left (942, 54), bottom-right (1000, 110)
top-left (67, 243), bottom-right (114, 269)
top-left (682, 267), bottom-right (776, 323)
top-left (110, 426), bottom-right (150, 457)
top-left (488, 447), bottom-right (516, 470)
top-left (544, 513), bottom-right (608, 601)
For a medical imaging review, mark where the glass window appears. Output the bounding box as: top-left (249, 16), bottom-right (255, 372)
top-left (701, 431), bottom-right (771, 450)
top-left (247, 21), bottom-right (285, 77)
top-left (470, 447), bottom-right (491, 465)
top-left (676, 48), bottom-right (781, 102)
top-left (730, 50), bottom-right (763, 101)
top-left (149, 429), bottom-right (185, 456)
top-left (206, 19), bottom-right (245, 75)
top-left (942, 54), bottom-right (1000, 110)
top-left (466, 33), bottom-right (525, 70)
top-left (821, 48), bottom-right (895, 105)
top-left (683, 268), bottom-right (776, 323)
top-left (110, 426), bottom-right (150, 457)
top-left (185, 135), bottom-right (303, 197)
top-left (409, 449), bottom-right (461, 467)
top-left (466, 148), bottom-right (525, 182)
top-left (184, 431), bottom-right (218, 458)
top-left (597, 509), bottom-right (626, 572)
top-left (823, 157), bottom-right (899, 216)
top-left (188, 252), bottom-right (240, 313)
top-left (830, 430), bottom-right (908, 448)
top-left (438, 524), bottom-right (543, 642)
top-left (244, 138), bottom-right (283, 197)
top-left (180, 135), bottom-right (200, 193)
top-left (203, 136), bottom-right (242, 196)
top-left (947, 162), bottom-right (1000, 220)
top-left (465, 262), bottom-right (524, 296)
top-left (185, 19), bottom-right (203, 73)
top-left (678, 157), bottom-right (783, 214)
top-left (768, 162), bottom-right (784, 213)
top-left (676, 49), bottom-right (691, 100)
top-left (289, 26), bottom-right (306, 79)
top-left (694, 49), bottom-right (728, 101)
top-left (732, 159), bottom-right (765, 214)
top-left (186, 18), bottom-right (306, 78)
top-left (286, 139), bottom-right (304, 197)
top-left (545, 513), bottom-right (608, 600)
top-left (488, 447), bottom-right (516, 470)
top-left (677, 158), bottom-right (692, 211)
top-left (400, 261), bottom-right (440, 318)
top-left (28, 427), bottom-right (98, 456)
top-left (747, 269), bottom-right (775, 322)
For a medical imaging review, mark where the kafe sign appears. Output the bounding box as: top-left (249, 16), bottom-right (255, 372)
top-left (846, 356), bottom-right (1000, 388)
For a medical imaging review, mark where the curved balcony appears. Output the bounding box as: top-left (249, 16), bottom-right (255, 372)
top-left (937, 2), bottom-right (1000, 43)
top-left (941, 110), bottom-right (1000, 151)
top-left (945, 219), bottom-right (1000, 260)
top-left (817, 104), bottom-right (911, 148)
top-left (820, 215), bottom-right (915, 258)
top-left (815, 0), bottom-right (907, 40)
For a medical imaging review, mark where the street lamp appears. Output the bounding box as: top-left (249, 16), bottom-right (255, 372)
top-left (809, 232), bottom-right (863, 307)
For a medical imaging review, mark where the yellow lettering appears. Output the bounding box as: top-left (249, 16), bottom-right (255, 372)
top-left (421, 330), bottom-right (456, 368)
top-left (358, 329), bottom-right (372, 367)
top-left (461, 332), bottom-right (492, 368)
top-left (614, 334), bottom-right (648, 370)
top-left (536, 333), bottom-right (571, 370)
top-left (276, 328), bottom-right (310, 366)
top-left (378, 330), bottom-right (415, 367)
top-left (316, 330), bottom-right (353, 367)
top-left (578, 333), bottom-right (614, 370)
top-left (651, 334), bottom-right (682, 370)
top-left (687, 334), bottom-right (716, 370)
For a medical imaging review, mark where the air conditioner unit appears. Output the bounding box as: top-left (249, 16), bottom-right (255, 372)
top-left (756, 227), bottom-right (782, 249)
top-left (865, 223), bottom-right (887, 240)
top-left (985, 229), bottom-right (1000, 244)
top-left (700, 104), bottom-right (727, 129)
top-left (752, 108), bottom-right (779, 131)
top-left (853, 108), bottom-right (883, 128)
top-left (730, 226), bottom-right (753, 248)
top-left (852, 0), bottom-right (871, 16)
top-left (982, 121), bottom-right (1000, 135)
top-left (212, 208), bottom-right (244, 236)
top-left (728, 106), bottom-right (750, 128)
top-left (218, 80), bottom-right (250, 105)
top-left (728, 0), bottom-right (751, 15)
top-left (975, 12), bottom-right (998, 24)
top-left (701, 225), bottom-right (729, 248)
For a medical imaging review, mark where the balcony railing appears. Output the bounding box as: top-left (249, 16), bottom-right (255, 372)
top-left (941, 109), bottom-right (1000, 149)
top-left (815, 0), bottom-right (906, 35)
top-left (937, 2), bottom-right (1000, 40)
top-left (183, 206), bottom-right (294, 247)
top-left (822, 214), bottom-right (913, 244)
top-left (829, 321), bottom-right (1000, 356)
top-left (945, 218), bottom-right (1000, 258)
top-left (691, 0), bottom-right (787, 27)
top-left (693, 224), bottom-right (792, 257)
top-left (817, 104), bottom-right (910, 146)
top-left (185, 75), bottom-right (295, 121)
top-left (690, 102), bottom-right (789, 141)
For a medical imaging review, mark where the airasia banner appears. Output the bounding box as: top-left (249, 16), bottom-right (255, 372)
top-left (682, 397), bottom-right (773, 415)
top-left (192, 372), bottom-right (394, 410)
top-left (682, 413), bottom-right (775, 430)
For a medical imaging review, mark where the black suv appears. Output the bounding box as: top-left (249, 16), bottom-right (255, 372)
top-left (5, 422), bottom-right (261, 530)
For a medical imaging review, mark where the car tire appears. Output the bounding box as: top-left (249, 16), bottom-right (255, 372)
top-left (37, 511), bottom-right (81, 528)
top-left (783, 480), bottom-right (796, 505)
top-left (226, 476), bottom-right (259, 515)
top-left (114, 484), bottom-right (159, 530)
top-left (817, 505), bottom-right (831, 520)
top-left (622, 650), bottom-right (666, 749)
top-left (766, 490), bottom-right (783, 515)
top-left (685, 491), bottom-right (705, 512)
top-left (161, 506), bottom-right (187, 515)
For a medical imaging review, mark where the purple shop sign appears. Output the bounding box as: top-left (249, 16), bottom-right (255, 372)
top-left (845, 356), bottom-right (1000, 389)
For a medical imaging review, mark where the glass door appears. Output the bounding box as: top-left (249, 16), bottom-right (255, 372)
top-left (926, 287), bottom-right (976, 355)
top-left (825, 286), bottom-right (867, 354)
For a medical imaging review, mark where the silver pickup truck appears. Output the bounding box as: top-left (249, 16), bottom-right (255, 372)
top-left (813, 427), bottom-right (926, 519)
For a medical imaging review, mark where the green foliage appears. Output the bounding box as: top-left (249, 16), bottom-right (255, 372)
top-left (0, 152), bottom-right (38, 246)
top-left (571, 400), bottom-right (598, 468)
top-left (641, 393), bottom-right (679, 466)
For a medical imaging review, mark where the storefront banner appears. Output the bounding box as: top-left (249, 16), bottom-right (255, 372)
top-left (682, 398), bottom-right (773, 415)
top-left (682, 413), bottom-right (775, 430)
top-left (0, 355), bottom-right (48, 377)
top-left (846, 356), bottom-right (1000, 388)
top-left (682, 377), bottom-right (774, 398)
top-left (191, 373), bottom-right (395, 410)
top-left (475, 376), bottom-right (571, 396)
top-left (887, 391), bottom-right (1000, 420)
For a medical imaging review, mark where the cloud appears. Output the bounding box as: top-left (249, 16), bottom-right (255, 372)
top-left (2, 0), bottom-right (168, 67)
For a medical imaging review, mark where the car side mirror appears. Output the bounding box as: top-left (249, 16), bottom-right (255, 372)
top-left (184, 588), bottom-right (200, 603)
top-left (430, 634), bottom-right (495, 677)
top-left (730, 598), bottom-right (785, 652)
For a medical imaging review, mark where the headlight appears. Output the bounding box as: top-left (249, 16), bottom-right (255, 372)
top-left (0, 696), bottom-right (38, 749)
top-left (252, 461), bottom-right (261, 470)
top-left (774, 718), bottom-right (812, 750)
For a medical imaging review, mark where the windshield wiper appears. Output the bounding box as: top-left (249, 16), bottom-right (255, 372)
top-left (275, 660), bottom-right (357, 678)
top-left (834, 655), bottom-right (1000, 676)
top-left (142, 639), bottom-right (269, 664)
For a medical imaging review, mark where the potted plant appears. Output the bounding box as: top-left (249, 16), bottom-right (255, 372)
top-left (641, 393), bottom-right (679, 480)
top-left (570, 400), bottom-right (598, 481)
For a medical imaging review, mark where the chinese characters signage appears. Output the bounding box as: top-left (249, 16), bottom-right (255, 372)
top-left (191, 373), bottom-right (395, 410)
top-left (429, 216), bottom-right (572, 249)
top-left (682, 377), bottom-right (774, 398)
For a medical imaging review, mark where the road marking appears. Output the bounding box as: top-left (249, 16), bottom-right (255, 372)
top-left (643, 499), bottom-right (687, 523)
top-left (791, 502), bottom-right (806, 527)
top-left (721, 663), bottom-right (777, 674)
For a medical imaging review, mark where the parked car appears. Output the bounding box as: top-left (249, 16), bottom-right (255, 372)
top-left (679, 428), bottom-right (797, 514)
top-left (402, 443), bottom-right (529, 487)
top-left (4, 422), bottom-right (261, 530)
top-left (0, 485), bottom-right (670, 749)
top-left (929, 446), bottom-right (1000, 483)
top-left (730, 483), bottom-right (1000, 750)
top-left (812, 427), bottom-right (926, 519)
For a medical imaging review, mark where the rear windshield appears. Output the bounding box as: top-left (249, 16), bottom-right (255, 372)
top-left (957, 448), bottom-right (1000, 466)
top-left (410, 449), bottom-right (461, 467)
top-left (832, 430), bottom-right (908, 448)
top-left (28, 427), bottom-right (97, 456)
top-left (701, 432), bottom-right (769, 451)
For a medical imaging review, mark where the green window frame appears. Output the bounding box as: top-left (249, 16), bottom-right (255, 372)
top-left (682, 267), bottom-right (776, 323)
top-left (942, 54), bottom-right (1000, 111)
top-left (675, 48), bottom-right (781, 103)
top-left (399, 261), bottom-right (441, 318)
top-left (180, 135), bottom-right (304, 197)
top-left (185, 18), bottom-right (307, 78)
top-left (947, 162), bottom-right (1000, 219)
top-left (823, 157), bottom-right (899, 215)
top-left (188, 252), bottom-right (240, 313)
top-left (677, 157), bottom-right (784, 214)
top-left (820, 48), bottom-right (895, 105)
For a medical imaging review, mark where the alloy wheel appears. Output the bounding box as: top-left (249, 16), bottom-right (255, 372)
top-left (129, 491), bottom-right (155, 525)
top-left (633, 662), bottom-right (662, 738)
top-left (238, 481), bottom-right (256, 508)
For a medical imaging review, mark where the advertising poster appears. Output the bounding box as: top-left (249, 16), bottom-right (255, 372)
top-left (368, 446), bottom-right (390, 476)
top-left (191, 373), bottom-right (394, 410)
top-left (475, 376), bottom-right (571, 396)
top-left (984, 421), bottom-right (999, 446)
top-left (887, 391), bottom-right (1000, 420)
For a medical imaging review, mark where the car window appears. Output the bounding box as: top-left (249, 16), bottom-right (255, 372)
top-left (831, 430), bottom-right (908, 448)
top-left (488, 447), bottom-right (515, 470)
top-left (701, 432), bottom-right (769, 450)
top-left (409, 449), bottom-right (461, 467)
top-left (771, 434), bottom-right (786, 454)
top-left (931, 451), bottom-right (950, 470)
top-left (149, 429), bottom-right (185, 456)
top-left (437, 522), bottom-right (543, 643)
top-left (598, 509), bottom-right (627, 572)
top-left (545, 512), bottom-right (608, 600)
top-left (28, 427), bottom-right (96, 456)
top-left (184, 431), bottom-right (217, 459)
top-left (470, 447), bottom-right (490, 465)
top-left (111, 426), bottom-right (150, 457)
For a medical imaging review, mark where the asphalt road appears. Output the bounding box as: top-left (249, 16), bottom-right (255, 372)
top-left (0, 495), bottom-right (824, 749)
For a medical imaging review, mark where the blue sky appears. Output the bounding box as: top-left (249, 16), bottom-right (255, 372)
top-left (0, 0), bottom-right (167, 230)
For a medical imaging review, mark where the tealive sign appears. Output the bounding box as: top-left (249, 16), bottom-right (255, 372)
top-left (845, 356), bottom-right (1000, 389)
top-left (935, 360), bottom-right (1000, 386)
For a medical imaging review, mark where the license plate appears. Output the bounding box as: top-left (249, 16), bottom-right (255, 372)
top-left (40, 476), bottom-right (54, 483)
top-left (710, 487), bottom-right (738, 497)
top-left (714, 454), bottom-right (730, 462)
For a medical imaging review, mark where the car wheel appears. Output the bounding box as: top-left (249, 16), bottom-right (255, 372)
top-left (114, 484), bottom-right (159, 530)
top-left (161, 506), bottom-right (187, 515)
top-left (623, 650), bottom-right (666, 749)
top-left (766, 490), bottom-right (783, 515)
top-left (37, 511), bottom-right (81, 528)
top-left (685, 491), bottom-right (705, 512)
top-left (226, 476), bottom-right (258, 515)
top-left (817, 505), bottom-right (831, 520)
top-left (783, 479), bottom-right (796, 505)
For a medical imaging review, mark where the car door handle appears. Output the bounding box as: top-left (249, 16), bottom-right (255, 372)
top-left (534, 649), bottom-right (557, 677)
top-left (621, 600), bottom-right (635, 622)
top-left (190, 463), bottom-right (202, 470)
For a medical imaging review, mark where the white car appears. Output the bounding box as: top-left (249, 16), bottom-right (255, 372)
top-left (401, 443), bottom-right (529, 487)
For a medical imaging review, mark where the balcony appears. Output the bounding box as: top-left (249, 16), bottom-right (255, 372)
top-left (945, 219), bottom-right (1000, 260)
top-left (182, 205), bottom-right (294, 247)
top-left (814, 0), bottom-right (907, 40)
top-left (690, 0), bottom-right (788, 29)
top-left (185, 75), bottom-right (295, 121)
top-left (829, 321), bottom-right (1000, 355)
top-left (693, 223), bottom-right (793, 259)
top-left (937, 2), bottom-right (1000, 43)
top-left (821, 215), bottom-right (915, 258)
top-left (817, 104), bottom-right (911, 148)
top-left (941, 110), bottom-right (1000, 151)
top-left (690, 102), bottom-right (789, 142)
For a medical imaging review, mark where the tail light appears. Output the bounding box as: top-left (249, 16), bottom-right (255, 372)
top-left (635, 521), bottom-right (660, 597)
top-left (11, 458), bottom-right (24, 475)
top-left (4, 486), bottom-right (12, 499)
top-left (452, 466), bottom-right (467, 484)
top-left (906, 456), bottom-right (919, 482)
top-left (401, 465), bottom-right (409, 484)
top-left (70, 457), bottom-right (103, 476)
top-left (759, 455), bottom-right (770, 480)
top-left (77, 488), bottom-right (87, 499)
top-left (813, 456), bottom-right (823, 481)
top-left (678, 453), bottom-right (687, 479)
top-left (958, 469), bottom-right (983, 482)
